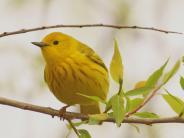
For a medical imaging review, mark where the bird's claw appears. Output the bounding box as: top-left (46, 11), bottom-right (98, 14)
top-left (59, 105), bottom-right (70, 120)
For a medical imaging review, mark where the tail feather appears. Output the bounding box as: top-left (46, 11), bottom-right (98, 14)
top-left (80, 103), bottom-right (100, 114)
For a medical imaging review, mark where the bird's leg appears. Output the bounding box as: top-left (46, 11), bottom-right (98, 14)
top-left (59, 105), bottom-right (70, 120)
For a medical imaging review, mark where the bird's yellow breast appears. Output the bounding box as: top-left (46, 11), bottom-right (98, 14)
top-left (44, 52), bottom-right (109, 105)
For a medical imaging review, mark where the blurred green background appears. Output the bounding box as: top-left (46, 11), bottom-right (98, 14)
top-left (0, 0), bottom-right (184, 138)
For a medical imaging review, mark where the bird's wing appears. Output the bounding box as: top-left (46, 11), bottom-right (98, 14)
top-left (77, 43), bottom-right (107, 71)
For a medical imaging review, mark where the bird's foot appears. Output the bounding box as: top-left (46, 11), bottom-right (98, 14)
top-left (59, 105), bottom-right (70, 120)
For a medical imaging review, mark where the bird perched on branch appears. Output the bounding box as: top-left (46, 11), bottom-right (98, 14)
top-left (32, 32), bottom-right (109, 114)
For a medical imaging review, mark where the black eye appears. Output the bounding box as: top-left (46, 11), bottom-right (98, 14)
top-left (53, 40), bottom-right (59, 45)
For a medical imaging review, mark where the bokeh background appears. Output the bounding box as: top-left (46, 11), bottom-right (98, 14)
top-left (0, 0), bottom-right (184, 138)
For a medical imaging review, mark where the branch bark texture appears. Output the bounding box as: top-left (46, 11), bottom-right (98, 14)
top-left (0, 24), bottom-right (182, 38)
top-left (0, 96), bottom-right (183, 125)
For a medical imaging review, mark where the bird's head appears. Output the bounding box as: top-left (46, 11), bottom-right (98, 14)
top-left (32, 32), bottom-right (78, 63)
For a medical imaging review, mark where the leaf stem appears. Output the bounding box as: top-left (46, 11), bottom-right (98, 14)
top-left (118, 79), bottom-right (123, 95)
top-left (126, 84), bottom-right (163, 117)
top-left (68, 119), bottom-right (80, 137)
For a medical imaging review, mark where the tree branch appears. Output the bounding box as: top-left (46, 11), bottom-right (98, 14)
top-left (0, 24), bottom-right (182, 38)
top-left (0, 96), bottom-right (184, 125)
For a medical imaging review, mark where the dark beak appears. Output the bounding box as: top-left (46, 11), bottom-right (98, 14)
top-left (31, 42), bottom-right (49, 47)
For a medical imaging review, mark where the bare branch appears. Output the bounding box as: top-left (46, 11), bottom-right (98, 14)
top-left (0, 24), bottom-right (182, 38)
top-left (0, 96), bottom-right (184, 125)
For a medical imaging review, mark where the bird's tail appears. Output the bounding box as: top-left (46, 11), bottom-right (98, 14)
top-left (80, 103), bottom-right (100, 114)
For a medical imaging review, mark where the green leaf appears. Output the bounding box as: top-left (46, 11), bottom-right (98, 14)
top-left (105, 95), bottom-right (114, 112)
top-left (67, 121), bottom-right (88, 138)
top-left (162, 90), bottom-right (184, 116)
top-left (129, 124), bottom-right (140, 133)
top-left (77, 93), bottom-right (106, 104)
top-left (180, 76), bottom-right (184, 91)
top-left (125, 96), bottom-right (131, 112)
top-left (73, 121), bottom-right (87, 127)
top-left (89, 113), bottom-right (108, 121)
top-left (163, 59), bottom-right (180, 84)
top-left (145, 59), bottom-right (169, 88)
top-left (79, 129), bottom-right (91, 138)
top-left (111, 94), bottom-right (125, 126)
top-left (134, 81), bottom-right (146, 89)
top-left (125, 87), bottom-right (153, 96)
top-left (182, 56), bottom-right (184, 63)
top-left (88, 113), bottom-right (108, 125)
top-left (128, 98), bottom-right (144, 112)
top-left (134, 112), bottom-right (159, 118)
top-left (110, 39), bottom-right (123, 84)
top-left (107, 112), bottom-right (114, 118)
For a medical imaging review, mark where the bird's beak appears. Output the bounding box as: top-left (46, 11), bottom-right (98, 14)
top-left (31, 42), bottom-right (49, 47)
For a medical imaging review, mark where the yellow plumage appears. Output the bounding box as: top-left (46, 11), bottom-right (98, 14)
top-left (32, 32), bottom-right (109, 114)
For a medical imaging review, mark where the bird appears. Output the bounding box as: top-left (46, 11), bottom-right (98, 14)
top-left (32, 32), bottom-right (109, 115)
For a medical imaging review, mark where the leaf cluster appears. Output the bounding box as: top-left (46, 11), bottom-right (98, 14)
top-left (67, 41), bottom-right (182, 138)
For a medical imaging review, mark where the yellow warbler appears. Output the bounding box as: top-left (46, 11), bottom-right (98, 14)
top-left (32, 32), bottom-right (109, 114)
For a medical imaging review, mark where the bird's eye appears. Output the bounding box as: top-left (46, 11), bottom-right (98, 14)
top-left (53, 40), bottom-right (59, 45)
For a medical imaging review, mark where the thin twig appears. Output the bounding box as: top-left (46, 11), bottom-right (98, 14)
top-left (126, 84), bottom-right (162, 117)
top-left (0, 96), bottom-right (184, 125)
top-left (68, 119), bottom-right (80, 137)
top-left (0, 24), bottom-right (182, 38)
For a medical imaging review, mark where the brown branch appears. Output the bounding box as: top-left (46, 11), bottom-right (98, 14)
top-left (0, 96), bottom-right (184, 125)
top-left (0, 24), bottom-right (182, 38)
top-left (126, 84), bottom-right (162, 117)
